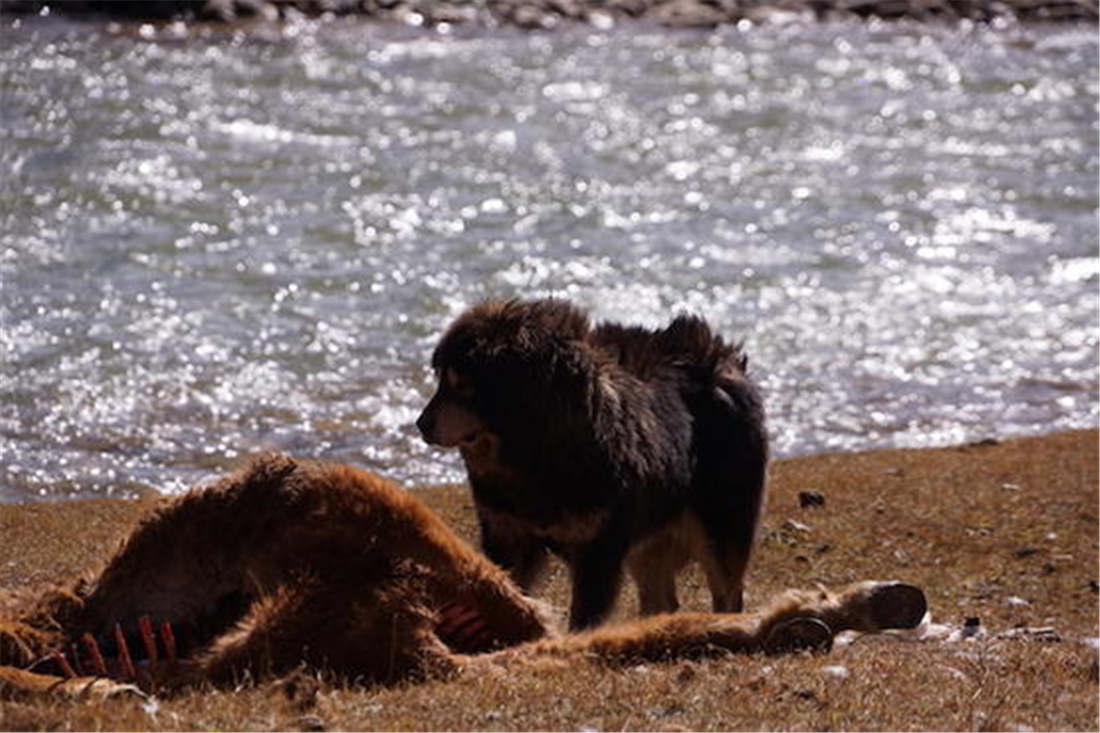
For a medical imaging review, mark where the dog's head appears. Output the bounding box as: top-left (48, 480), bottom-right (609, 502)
top-left (416, 299), bottom-right (592, 455)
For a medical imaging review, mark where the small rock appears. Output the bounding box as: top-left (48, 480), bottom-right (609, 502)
top-left (955, 616), bottom-right (985, 640)
top-left (521, 4), bottom-right (560, 28)
top-left (587, 9), bottom-right (615, 28)
top-left (429, 3), bottom-right (479, 23)
top-left (548, 0), bottom-right (584, 18)
top-left (821, 664), bottom-right (850, 679)
top-left (883, 467), bottom-right (904, 477)
top-left (644, 0), bottom-right (728, 27)
top-left (605, 0), bottom-right (650, 16)
top-left (1001, 483), bottom-right (1022, 491)
top-left (798, 490), bottom-right (825, 508)
top-left (1005, 595), bottom-right (1030, 607)
top-left (199, 0), bottom-right (237, 21)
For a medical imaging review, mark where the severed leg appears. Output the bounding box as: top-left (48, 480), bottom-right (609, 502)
top-left (479, 581), bottom-right (928, 667)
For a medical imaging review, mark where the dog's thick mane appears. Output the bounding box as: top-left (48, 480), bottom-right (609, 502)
top-left (592, 315), bottom-right (749, 382)
top-left (433, 299), bottom-right (760, 520)
top-left (433, 299), bottom-right (591, 374)
top-left (435, 299), bottom-right (749, 399)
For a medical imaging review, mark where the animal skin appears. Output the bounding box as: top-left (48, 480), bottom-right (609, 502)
top-left (418, 299), bottom-right (768, 629)
top-left (0, 455), bottom-right (927, 695)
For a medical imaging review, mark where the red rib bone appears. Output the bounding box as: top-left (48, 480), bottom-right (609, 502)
top-left (138, 616), bottom-right (158, 669)
top-left (51, 650), bottom-right (76, 679)
top-left (82, 633), bottom-right (108, 677)
top-left (114, 623), bottom-right (136, 680)
top-left (437, 602), bottom-right (492, 648)
top-left (160, 620), bottom-right (177, 664)
top-left (69, 642), bottom-right (85, 676)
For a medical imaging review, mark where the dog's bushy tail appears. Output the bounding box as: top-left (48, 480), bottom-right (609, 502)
top-left (663, 316), bottom-right (769, 564)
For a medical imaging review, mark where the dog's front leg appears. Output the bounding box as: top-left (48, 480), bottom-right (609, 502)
top-left (477, 511), bottom-right (550, 592)
top-left (567, 534), bottom-right (630, 631)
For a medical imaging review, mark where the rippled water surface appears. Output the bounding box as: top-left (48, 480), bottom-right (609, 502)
top-left (1, 15), bottom-right (1096, 501)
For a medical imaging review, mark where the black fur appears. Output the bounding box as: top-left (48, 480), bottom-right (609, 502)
top-left (417, 299), bottom-right (768, 630)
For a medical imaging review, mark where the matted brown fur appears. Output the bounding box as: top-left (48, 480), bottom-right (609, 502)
top-left (0, 454), bottom-right (551, 686)
top-left (0, 455), bottom-right (925, 693)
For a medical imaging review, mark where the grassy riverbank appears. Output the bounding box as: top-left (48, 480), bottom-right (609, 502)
top-left (1, 428), bottom-right (1097, 730)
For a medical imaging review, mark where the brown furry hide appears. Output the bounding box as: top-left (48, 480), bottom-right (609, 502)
top-left (0, 454), bottom-right (550, 687)
top-left (0, 455), bottom-right (926, 695)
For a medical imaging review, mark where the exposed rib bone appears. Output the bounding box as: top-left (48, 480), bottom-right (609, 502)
top-left (138, 616), bottom-right (158, 670)
top-left (82, 633), bottom-right (108, 677)
top-left (51, 650), bottom-right (76, 679)
top-left (438, 602), bottom-right (492, 648)
top-left (114, 624), bottom-right (136, 680)
top-left (69, 643), bottom-right (85, 676)
top-left (160, 621), bottom-right (177, 664)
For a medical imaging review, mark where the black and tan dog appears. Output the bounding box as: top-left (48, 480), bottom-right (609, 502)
top-left (0, 455), bottom-right (926, 696)
top-left (417, 299), bottom-right (768, 630)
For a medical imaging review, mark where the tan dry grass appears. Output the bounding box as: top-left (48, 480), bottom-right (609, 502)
top-left (0, 429), bottom-right (1097, 731)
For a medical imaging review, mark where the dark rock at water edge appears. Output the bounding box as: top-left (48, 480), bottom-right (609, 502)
top-left (0, 0), bottom-right (1096, 30)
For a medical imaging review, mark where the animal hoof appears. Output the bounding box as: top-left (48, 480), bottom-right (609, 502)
top-left (764, 617), bottom-right (833, 655)
top-left (865, 583), bottom-right (928, 630)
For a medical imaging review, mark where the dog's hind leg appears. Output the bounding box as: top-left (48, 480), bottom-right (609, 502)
top-left (627, 531), bottom-right (687, 616)
top-left (692, 372), bottom-right (768, 614)
top-left (699, 540), bottom-right (750, 613)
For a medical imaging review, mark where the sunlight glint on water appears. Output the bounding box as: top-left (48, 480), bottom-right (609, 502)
top-left (1, 17), bottom-right (1096, 500)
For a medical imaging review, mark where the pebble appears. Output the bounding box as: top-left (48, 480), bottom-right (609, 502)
top-left (798, 490), bottom-right (826, 508)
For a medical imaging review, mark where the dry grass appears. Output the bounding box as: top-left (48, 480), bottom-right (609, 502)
top-left (1, 429), bottom-right (1096, 731)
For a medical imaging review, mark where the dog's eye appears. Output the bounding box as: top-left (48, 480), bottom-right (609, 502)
top-left (446, 368), bottom-right (475, 398)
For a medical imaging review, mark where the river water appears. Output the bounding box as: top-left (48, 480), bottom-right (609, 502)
top-left (1, 14), bottom-right (1096, 501)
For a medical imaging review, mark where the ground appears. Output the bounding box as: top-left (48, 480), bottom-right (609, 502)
top-left (0, 428), bottom-right (1096, 731)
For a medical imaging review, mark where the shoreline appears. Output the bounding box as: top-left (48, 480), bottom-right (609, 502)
top-left (2, 426), bottom-right (1095, 590)
top-left (0, 424), bottom-right (1093, 506)
top-left (2, 0), bottom-right (1097, 31)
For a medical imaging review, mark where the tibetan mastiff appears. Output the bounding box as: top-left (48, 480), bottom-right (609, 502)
top-left (417, 299), bottom-right (768, 630)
